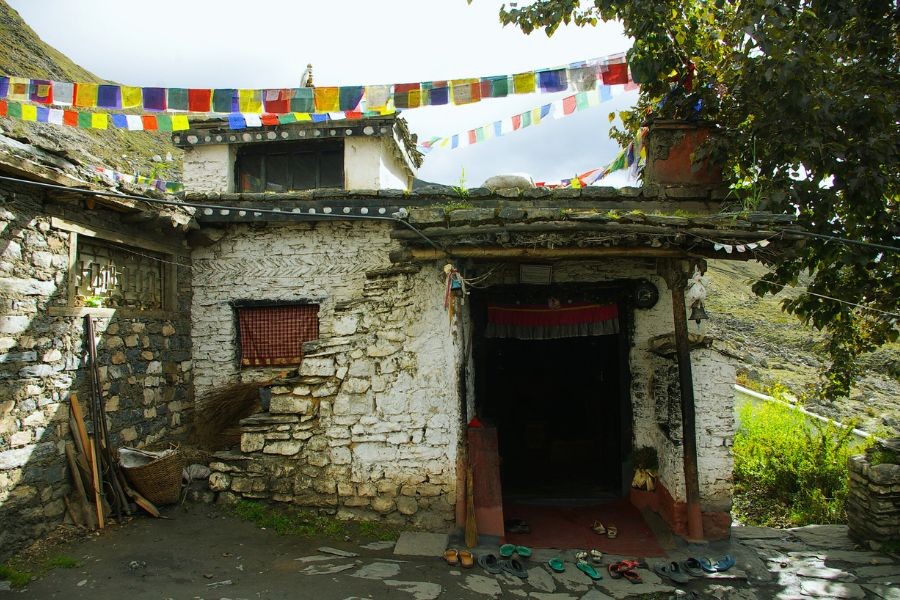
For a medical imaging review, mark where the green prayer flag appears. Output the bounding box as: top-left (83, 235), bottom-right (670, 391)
top-left (167, 88), bottom-right (189, 111)
top-left (290, 88), bottom-right (314, 113)
top-left (6, 102), bottom-right (21, 119)
top-left (212, 89), bottom-right (236, 113)
top-left (278, 113), bottom-right (298, 125)
top-left (156, 114), bottom-right (173, 131)
top-left (522, 111), bottom-right (532, 128)
top-left (77, 111), bottom-right (92, 128)
top-left (488, 76), bottom-right (508, 97)
top-left (576, 92), bottom-right (590, 111)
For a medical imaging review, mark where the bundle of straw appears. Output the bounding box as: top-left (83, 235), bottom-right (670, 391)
top-left (191, 382), bottom-right (264, 449)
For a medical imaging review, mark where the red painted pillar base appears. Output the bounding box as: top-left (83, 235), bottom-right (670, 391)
top-left (687, 501), bottom-right (704, 541)
top-left (467, 425), bottom-right (505, 540)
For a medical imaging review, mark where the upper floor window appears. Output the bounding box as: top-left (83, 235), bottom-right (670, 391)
top-left (75, 238), bottom-right (166, 310)
top-left (235, 140), bottom-right (343, 192)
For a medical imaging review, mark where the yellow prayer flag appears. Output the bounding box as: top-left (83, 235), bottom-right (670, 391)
top-left (74, 83), bottom-right (99, 108)
top-left (36, 84), bottom-right (50, 97)
top-left (121, 86), bottom-right (142, 108)
top-left (438, 137), bottom-right (450, 148)
top-left (172, 115), bottom-right (190, 131)
top-left (21, 104), bottom-right (37, 121)
top-left (91, 112), bottom-right (108, 129)
top-left (8, 77), bottom-right (29, 101)
top-left (314, 87), bottom-right (340, 112)
top-left (238, 89), bottom-right (263, 113)
top-left (530, 108), bottom-right (542, 125)
top-left (513, 72), bottom-right (536, 94)
top-left (294, 112), bottom-right (312, 121)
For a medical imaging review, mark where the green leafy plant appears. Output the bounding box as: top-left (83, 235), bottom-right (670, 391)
top-left (0, 564), bottom-right (32, 588)
top-left (231, 500), bottom-right (398, 541)
top-left (733, 400), bottom-right (871, 527)
top-left (451, 167), bottom-right (469, 198)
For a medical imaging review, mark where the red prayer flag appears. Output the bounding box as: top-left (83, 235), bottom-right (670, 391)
top-left (468, 130), bottom-right (477, 144)
top-left (0, 100), bottom-right (6, 116)
top-left (260, 114), bottom-right (279, 126)
top-left (141, 115), bottom-right (158, 131)
top-left (343, 111), bottom-right (363, 120)
top-left (63, 110), bottom-right (78, 127)
top-left (188, 89), bottom-right (212, 112)
top-left (562, 95), bottom-right (577, 115)
top-left (511, 114), bottom-right (522, 130)
top-left (263, 89), bottom-right (290, 114)
top-left (603, 62), bottom-right (629, 85)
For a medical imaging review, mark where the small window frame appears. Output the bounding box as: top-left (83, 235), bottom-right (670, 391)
top-left (233, 301), bottom-right (320, 369)
top-left (234, 139), bottom-right (344, 192)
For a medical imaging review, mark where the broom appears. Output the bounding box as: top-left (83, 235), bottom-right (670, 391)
top-left (465, 465), bottom-right (477, 548)
top-left (191, 382), bottom-right (265, 449)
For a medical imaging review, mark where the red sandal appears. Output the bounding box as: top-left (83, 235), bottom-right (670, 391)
top-left (622, 569), bottom-right (643, 584)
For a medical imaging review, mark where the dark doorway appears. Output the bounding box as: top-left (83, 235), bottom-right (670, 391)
top-left (470, 287), bottom-right (630, 500)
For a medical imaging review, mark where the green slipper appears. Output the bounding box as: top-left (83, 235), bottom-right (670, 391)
top-left (576, 560), bottom-right (603, 580)
top-left (499, 543), bottom-right (516, 558)
top-left (515, 545), bottom-right (532, 559)
top-left (548, 557), bottom-right (565, 573)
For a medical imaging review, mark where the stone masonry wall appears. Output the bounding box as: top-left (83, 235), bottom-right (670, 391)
top-left (0, 181), bottom-right (192, 560)
top-left (194, 221), bottom-right (461, 529)
top-left (847, 450), bottom-right (900, 547)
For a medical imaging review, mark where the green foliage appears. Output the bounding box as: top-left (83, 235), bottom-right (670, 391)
top-left (0, 564), bottom-right (32, 588)
top-left (231, 500), bottom-right (398, 541)
top-left (485, 0), bottom-right (899, 400)
top-left (632, 445), bottom-right (659, 470)
top-left (451, 167), bottom-right (469, 198)
top-left (43, 555), bottom-right (79, 569)
top-left (733, 400), bottom-right (870, 527)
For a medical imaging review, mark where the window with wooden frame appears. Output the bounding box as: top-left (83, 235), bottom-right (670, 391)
top-left (235, 139), bottom-right (343, 192)
top-left (49, 217), bottom-right (180, 316)
top-left (236, 303), bottom-right (319, 367)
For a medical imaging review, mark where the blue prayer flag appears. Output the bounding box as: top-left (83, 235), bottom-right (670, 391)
top-left (111, 114), bottom-right (128, 129)
top-left (227, 114), bottom-right (246, 129)
top-left (97, 85), bottom-right (121, 109)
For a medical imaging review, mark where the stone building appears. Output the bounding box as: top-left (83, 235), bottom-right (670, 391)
top-left (0, 132), bottom-right (194, 557)
top-left (173, 115), bottom-right (799, 541)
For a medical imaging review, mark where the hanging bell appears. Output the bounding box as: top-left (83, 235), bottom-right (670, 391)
top-left (689, 300), bottom-right (709, 324)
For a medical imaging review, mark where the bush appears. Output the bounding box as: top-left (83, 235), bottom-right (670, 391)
top-left (733, 400), bottom-right (870, 527)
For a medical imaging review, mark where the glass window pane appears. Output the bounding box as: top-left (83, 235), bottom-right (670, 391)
top-left (319, 150), bottom-right (343, 188)
top-left (237, 155), bottom-right (263, 192)
top-left (290, 153), bottom-right (317, 190)
top-left (265, 154), bottom-right (290, 192)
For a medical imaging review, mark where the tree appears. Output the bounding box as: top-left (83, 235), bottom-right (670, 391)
top-left (478, 0), bottom-right (899, 398)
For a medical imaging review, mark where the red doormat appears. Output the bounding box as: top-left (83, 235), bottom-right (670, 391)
top-left (502, 497), bottom-right (665, 557)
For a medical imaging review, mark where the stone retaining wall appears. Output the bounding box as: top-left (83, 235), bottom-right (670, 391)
top-left (0, 181), bottom-right (192, 559)
top-left (847, 451), bottom-right (900, 548)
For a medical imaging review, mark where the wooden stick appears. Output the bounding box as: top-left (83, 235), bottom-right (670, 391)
top-left (88, 435), bottom-right (105, 529)
top-left (69, 394), bottom-right (92, 467)
top-left (63, 495), bottom-right (80, 526)
top-left (65, 442), bottom-right (95, 529)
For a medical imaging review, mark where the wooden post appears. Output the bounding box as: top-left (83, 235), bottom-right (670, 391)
top-left (660, 259), bottom-right (704, 541)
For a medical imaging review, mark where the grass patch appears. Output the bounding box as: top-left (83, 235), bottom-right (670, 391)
top-left (733, 400), bottom-right (872, 527)
top-left (0, 564), bottom-right (32, 588)
top-left (0, 553), bottom-right (81, 588)
top-left (231, 500), bottom-right (399, 541)
top-left (43, 555), bottom-right (79, 569)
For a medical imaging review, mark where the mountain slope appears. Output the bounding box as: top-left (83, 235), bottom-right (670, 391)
top-left (0, 0), bottom-right (180, 178)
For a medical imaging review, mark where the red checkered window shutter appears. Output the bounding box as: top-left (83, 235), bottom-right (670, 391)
top-left (237, 304), bottom-right (319, 367)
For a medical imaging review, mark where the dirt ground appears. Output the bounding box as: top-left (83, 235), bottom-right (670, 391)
top-left (1, 502), bottom-right (897, 600)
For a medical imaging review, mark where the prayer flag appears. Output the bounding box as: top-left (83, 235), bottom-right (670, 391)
top-left (365, 85), bottom-right (391, 111)
top-left (29, 80), bottom-right (52, 104)
top-left (125, 114), bottom-right (143, 130)
top-left (212, 89), bottom-right (237, 113)
top-left (74, 83), bottom-right (99, 107)
top-left (339, 86), bottom-right (364, 111)
top-left (141, 115), bottom-right (158, 130)
top-left (52, 81), bottom-right (74, 105)
top-left (562, 95), bottom-right (577, 115)
top-left (97, 84), bottom-right (121, 109)
top-left (0, 77), bottom-right (8, 99)
top-left (111, 114), bottom-right (128, 128)
top-left (36, 107), bottom-right (49, 122)
top-left (167, 88), bottom-right (189, 111)
top-left (172, 114), bottom-right (190, 131)
top-left (263, 89), bottom-right (290, 114)
top-left (603, 62), bottom-right (629, 85)
top-left (142, 87), bottom-right (167, 111)
top-left (91, 112), bottom-right (108, 129)
top-left (48, 109), bottom-right (63, 125)
top-left (21, 104), bottom-right (36, 121)
top-left (238, 89), bottom-right (263, 113)
top-left (344, 111), bottom-right (363, 120)
top-left (244, 113), bottom-right (262, 127)
top-left (576, 92), bottom-right (590, 111)
top-left (278, 113), bottom-right (298, 125)
top-left (6, 102), bottom-right (21, 119)
top-left (314, 87), bottom-right (340, 112)
top-left (63, 110), bottom-right (78, 127)
top-left (538, 69), bottom-right (567, 92)
top-left (513, 72), bottom-right (536, 94)
top-left (522, 111), bottom-right (532, 128)
top-left (600, 85), bottom-right (612, 101)
top-left (511, 114), bottom-right (521, 130)
top-left (393, 83), bottom-right (421, 109)
top-left (290, 88), bottom-right (314, 112)
top-left (121, 86), bottom-right (142, 108)
top-left (77, 111), bottom-right (93, 129)
top-left (228, 114), bottom-right (246, 129)
top-left (540, 104), bottom-right (552, 118)
top-left (468, 130), bottom-right (476, 145)
top-left (425, 81), bottom-right (449, 106)
top-left (450, 78), bottom-right (481, 105)
top-left (188, 89), bottom-right (212, 112)
top-left (568, 64), bottom-right (599, 91)
top-left (475, 127), bottom-right (485, 142)
top-left (480, 75), bottom-right (509, 98)
top-left (493, 121), bottom-right (502, 137)
top-left (156, 114), bottom-right (173, 131)
top-left (310, 113), bottom-right (328, 123)
top-left (8, 77), bottom-right (28, 101)
top-left (261, 114), bottom-right (279, 126)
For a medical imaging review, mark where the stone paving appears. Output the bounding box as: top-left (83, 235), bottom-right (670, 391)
top-left (3, 505), bottom-right (898, 599)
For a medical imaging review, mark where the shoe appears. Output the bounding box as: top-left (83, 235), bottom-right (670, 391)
top-left (548, 557), bottom-right (565, 573)
top-left (459, 550), bottom-right (475, 569)
top-left (680, 557), bottom-right (705, 577)
top-left (607, 525), bottom-right (618, 539)
top-left (515, 545), bottom-right (532, 559)
top-left (654, 561), bottom-right (690, 583)
top-left (499, 543), bottom-right (516, 558)
top-left (589, 549), bottom-right (603, 564)
top-left (477, 553), bottom-right (501, 574)
top-left (714, 555), bottom-right (736, 572)
top-left (608, 559), bottom-right (639, 579)
top-left (575, 560), bottom-right (603, 580)
top-left (443, 548), bottom-right (459, 566)
top-left (574, 551), bottom-right (589, 563)
top-left (622, 569), bottom-right (642, 584)
top-left (591, 520), bottom-right (606, 535)
top-left (499, 558), bottom-right (528, 579)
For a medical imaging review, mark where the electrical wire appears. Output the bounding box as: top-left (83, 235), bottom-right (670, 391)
top-left (779, 229), bottom-right (899, 254)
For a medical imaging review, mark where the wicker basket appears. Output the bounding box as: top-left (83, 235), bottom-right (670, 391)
top-left (120, 448), bottom-right (185, 505)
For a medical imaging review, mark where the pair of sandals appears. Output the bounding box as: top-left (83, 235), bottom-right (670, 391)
top-left (591, 520), bottom-right (618, 539)
top-left (477, 553), bottom-right (528, 578)
top-left (575, 549), bottom-right (604, 565)
top-left (607, 559), bottom-right (644, 584)
top-left (547, 556), bottom-right (603, 580)
top-left (443, 548), bottom-right (474, 568)
top-left (656, 555), bottom-right (735, 583)
top-left (499, 544), bottom-right (532, 559)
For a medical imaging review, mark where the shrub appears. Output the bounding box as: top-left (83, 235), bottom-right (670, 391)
top-left (733, 400), bottom-right (870, 527)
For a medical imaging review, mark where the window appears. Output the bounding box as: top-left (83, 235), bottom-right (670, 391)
top-left (237, 304), bottom-right (319, 367)
top-left (235, 140), bottom-right (343, 192)
top-left (75, 238), bottom-right (165, 310)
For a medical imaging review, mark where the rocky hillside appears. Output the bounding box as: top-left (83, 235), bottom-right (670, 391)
top-left (0, 0), bottom-right (180, 178)
top-left (705, 260), bottom-right (899, 436)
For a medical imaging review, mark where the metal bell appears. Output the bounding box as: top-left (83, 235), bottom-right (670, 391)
top-left (689, 300), bottom-right (709, 324)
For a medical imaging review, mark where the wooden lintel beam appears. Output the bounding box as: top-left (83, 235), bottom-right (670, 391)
top-left (390, 246), bottom-right (690, 262)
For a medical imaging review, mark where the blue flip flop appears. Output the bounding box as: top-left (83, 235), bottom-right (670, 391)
top-left (714, 555), bottom-right (736, 572)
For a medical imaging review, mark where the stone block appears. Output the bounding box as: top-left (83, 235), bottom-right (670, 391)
top-left (269, 396), bottom-right (316, 415)
top-left (342, 378), bottom-right (371, 395)
top-left (311, 381), bottom-right (339, 398)
top-left (300, 357), bottom-right (336, 377)
top-left (337, 481), bottom-right (355, 497)
top-left (263, 440), bottom-right (302, 455)
top-left (372, 495), bottom-right (396, 514)
top-left (209, 472), bottom-right (232, 492)
top-left (396, 496), bottom-right (418, 515)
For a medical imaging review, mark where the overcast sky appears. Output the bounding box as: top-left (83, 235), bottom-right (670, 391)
top-left (8, 0), bottom-right (638, 186)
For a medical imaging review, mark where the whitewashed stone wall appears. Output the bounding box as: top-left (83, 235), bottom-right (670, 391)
top-left (194, 222), bottom-right (461, 528)
top-left (182, 144), bottom-right (234, 193)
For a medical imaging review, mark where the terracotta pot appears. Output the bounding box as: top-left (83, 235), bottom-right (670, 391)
top-left (643, 120), bottom-right (722, 186)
